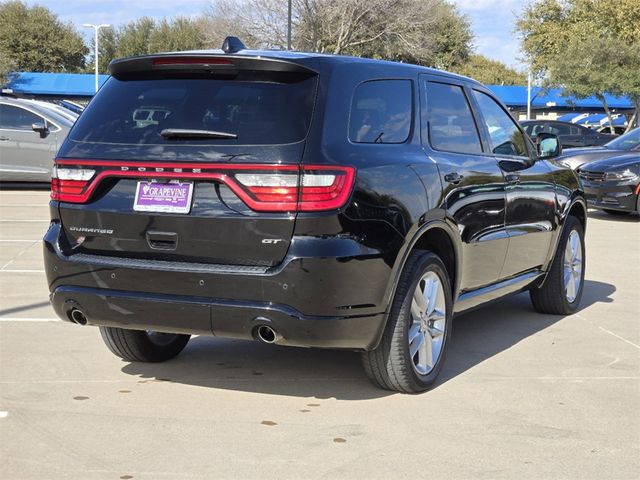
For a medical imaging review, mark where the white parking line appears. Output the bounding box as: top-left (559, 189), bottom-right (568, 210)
top-left (0, 411), bottom-right (8, 418)
top-left (0, 318), bottom-right (59, 322)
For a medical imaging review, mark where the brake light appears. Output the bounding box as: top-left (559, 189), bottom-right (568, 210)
top-left (51, 160), bottom-right (355, 213)
top-left (51, 167), bottom-right (96, 201)
top-left (233, 167), bottom-right (355, 211)
top-left (152, 57), bottom-right (233, 66)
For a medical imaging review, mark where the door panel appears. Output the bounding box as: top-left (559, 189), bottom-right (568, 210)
top-left (420, 77), bottom-right (508, 291)
top-left (498, 159), bottom-right (556, 277)
top-left (470, 90), bottom-right (556, 278)
top-left (436, 154), bottom-right (509, 289)
top-left (0, 104), bottom-right (56, 181)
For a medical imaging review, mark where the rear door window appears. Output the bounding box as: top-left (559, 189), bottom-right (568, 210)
top-left (422, 82), bottom-right (483, 155)
top-left (349, 80), bottom-right (412, 144)
top-left (548, 123), bottom-right (572, 135)
top-left (69, 76), bottom-right (317, 146)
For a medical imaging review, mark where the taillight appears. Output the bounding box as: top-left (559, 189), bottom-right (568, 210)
top-left (51, 167), bottom-right (96, 201)
top-left (233, 166), bottom-right (355, 212)
top-left (51, 160), bottom-right (355, 212)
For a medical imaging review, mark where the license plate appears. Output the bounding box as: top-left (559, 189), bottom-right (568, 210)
top-left (133, 181), bottom-right (193, 214)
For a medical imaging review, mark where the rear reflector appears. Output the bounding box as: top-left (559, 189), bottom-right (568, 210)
top-left (51, 161), bottom-right (355, 212)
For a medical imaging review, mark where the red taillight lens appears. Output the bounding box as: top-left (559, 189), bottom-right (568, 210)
top-left (152, 57), bottom-right (233, 66)
top-left (51, 167), bottom-right (95, 202)
top-left (51, 161), bottom-right (355, 212)
top-left (233, 166), bottom-right (355, 212)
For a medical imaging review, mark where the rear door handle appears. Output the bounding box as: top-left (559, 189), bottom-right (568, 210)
top-left (505, 174), bottom-right (520, 184)
top-left (444, 172), bottom-right (463, 184)
top-left (0, 136), bottom-right (10, 141)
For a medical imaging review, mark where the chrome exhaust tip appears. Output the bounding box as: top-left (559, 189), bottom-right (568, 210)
top-left (69, 308), bottom-right (87, 325)
top-left (256, 325), bottom-right (279, 344)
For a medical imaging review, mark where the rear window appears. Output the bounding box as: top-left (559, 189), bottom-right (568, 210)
top-left (349, 80), bottom-right (412, 144)
top-left (69, 76), bottom-right (317, 146)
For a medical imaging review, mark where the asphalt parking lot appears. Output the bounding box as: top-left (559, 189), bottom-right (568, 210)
top-left (1, 188), bottom-right (638, 480)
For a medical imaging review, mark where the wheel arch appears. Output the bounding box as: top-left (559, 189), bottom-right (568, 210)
top-left (376, 219), bottom-right (462, 342)
top-left (539, 196), bottom-right (587, 287)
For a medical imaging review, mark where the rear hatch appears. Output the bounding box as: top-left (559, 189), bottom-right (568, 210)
top-left (54, 54), bottom-right (319, 267)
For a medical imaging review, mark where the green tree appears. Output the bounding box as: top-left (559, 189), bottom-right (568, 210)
top-left (517, 0), bottom-right (640, 131)
top-left (148, 17), bottom-right (204, 53)
top-left (0, 55), bottom-right (16, 84)
top-left (116, 17), bottom-right (156, 57)
top-left (91, 16), bottom-right (205, 71)
top-left (88, 27), bottom-right (119, 74)
top-left (0, 1), bottom-right (86, 72)
top-left (452, 54), bottom-right (526, 85)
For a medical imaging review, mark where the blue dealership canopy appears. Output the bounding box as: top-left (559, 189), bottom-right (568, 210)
top-left (2, 72), bottom-right (109, 98)
top-left (486, 85), bottom-right (634, 111)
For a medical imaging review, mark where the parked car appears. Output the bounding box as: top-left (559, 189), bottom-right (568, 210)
top-left (0, 97), bottom-right (77, 182)
top-left (578, 154), bottom-right (640, 215)
top-left (521, 120), bottom-right (614, 148)
top-left (44, 38), bottom-right (586, 393)
top-left (558, 127), bottom-right (640, 170)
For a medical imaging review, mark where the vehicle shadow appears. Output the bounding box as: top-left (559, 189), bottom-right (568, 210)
top-left (121, 279), bottom-right (615, 400)
top-left (588, 209), bottom-right (639, 222)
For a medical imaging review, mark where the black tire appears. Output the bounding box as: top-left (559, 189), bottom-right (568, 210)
top-left (602, 209), bottom-right (630, 216)
top-left (362, 251), bottom-right (453, 393)
top-left (99, 327), bottom-right (190, 362)
top-left (530, 216), bottom-right (585, 315)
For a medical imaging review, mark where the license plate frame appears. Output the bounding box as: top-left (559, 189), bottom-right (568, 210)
top-left (133, 180), bottom-right (194, 214)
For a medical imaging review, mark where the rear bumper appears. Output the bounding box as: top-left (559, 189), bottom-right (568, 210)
top-left (582, 180), bottom-right (638, 212)
top-left (44, 223), bottom-right (390, 350)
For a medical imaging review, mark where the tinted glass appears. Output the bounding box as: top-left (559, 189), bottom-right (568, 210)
top-left (606, 127), bottom-right (640, 150)
top-left (423, 82), bottom-right (482, 154)
top-left (0, 104), bottom-right (42, 130)
top-left (473, 91), bottom-right (528, 157)
top-left (523, 122), bottom-right (547, 137)
top-left (349, 80), bottom-right (412, 143)
top-left (547, 123), bottom-right (572, 135)
top-left (69, 76), bottom-right (317, 145)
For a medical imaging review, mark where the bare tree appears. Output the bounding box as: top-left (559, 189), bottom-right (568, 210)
top-left (200, 0), bottom-right (292, 49)
top-left (202, 0), bottom-right (472, 68)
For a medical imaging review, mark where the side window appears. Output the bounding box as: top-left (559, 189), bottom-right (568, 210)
top-left (0, 104), bottom-right (43, 130)
top-left (472, 90), bottom-right (529, 157)
top-left (548, 123), bottom-right (571, 135)
top-left (423, 82), bottom-right (482, 155)
top-left (349, 80), bottom-right (412, 144)
top-left (570, 126), bottom-right (582, 135)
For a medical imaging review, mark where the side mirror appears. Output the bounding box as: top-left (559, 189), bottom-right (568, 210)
top-left (32, 122), bottom-right (49, 138)
top-left (536, 132), bottom-right (562, 159)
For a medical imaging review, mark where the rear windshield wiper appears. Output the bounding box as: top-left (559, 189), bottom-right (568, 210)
top-left (160, 128), bottom-right (238, 140)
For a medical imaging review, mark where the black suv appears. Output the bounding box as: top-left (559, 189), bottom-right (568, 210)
top-left (44, 40), bottom-right (587, 393)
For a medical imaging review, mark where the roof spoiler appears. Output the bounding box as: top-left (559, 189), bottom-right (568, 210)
top-left (109, 52), bottom-right (317, 78)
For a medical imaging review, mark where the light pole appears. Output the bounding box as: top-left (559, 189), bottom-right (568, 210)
top-left (83, 23), bottom-right (111, 93)
top-left (287, 0), bottom-right (292, 50)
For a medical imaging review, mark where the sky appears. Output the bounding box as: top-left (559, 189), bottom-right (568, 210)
top-left (27, 0), bottom-right (528, 69)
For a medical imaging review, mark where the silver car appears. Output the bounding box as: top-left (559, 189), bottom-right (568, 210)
top-left (0, 97), bottom-right (77, 182)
